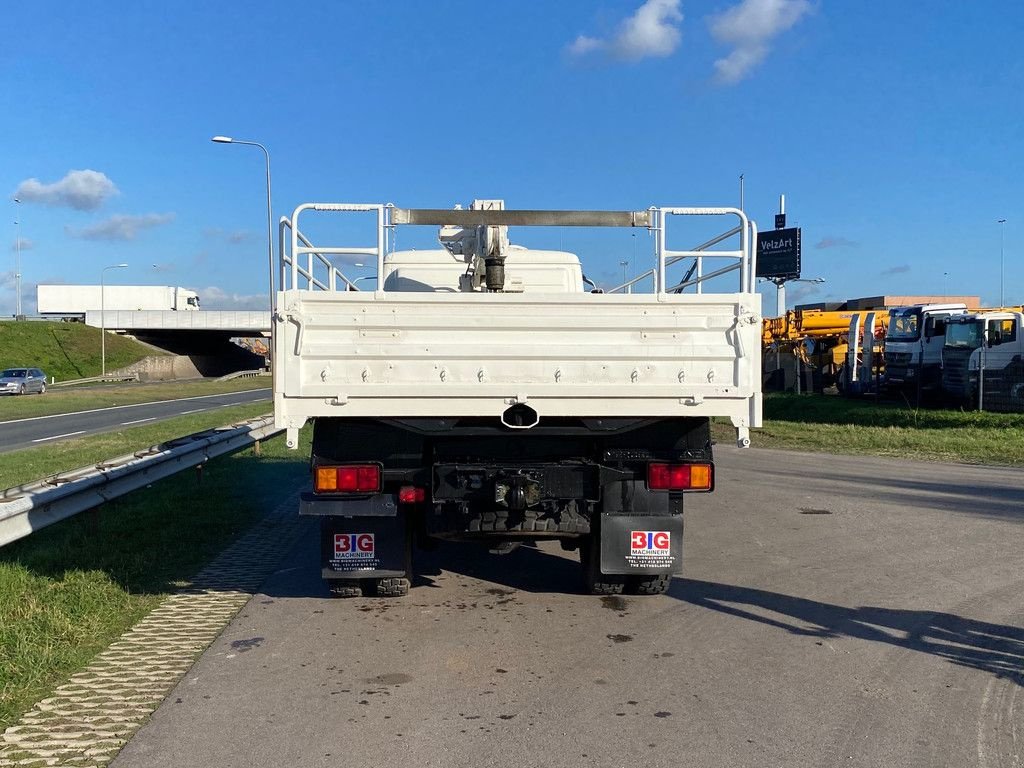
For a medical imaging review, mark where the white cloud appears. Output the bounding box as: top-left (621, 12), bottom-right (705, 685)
top-left (709, 0), bottom-right (811, 83)
top-left (815, 236), bottom-right (858, 250)
top-left (198, 286), bottom-right (269, 310)
top-left (567, 35), bottom-right (603, 57)
top-left (67, 212), bottom-right (175, 241)
top-left (10, 238), bottom-right (33, 252)
top-left (568, 0), bottom-right (683, 61)
top-left (880, 264), bottom-right (911, 276)
top-left (13, 169), bottom-right (119, 211)
top-left (202, 227), bottom-right (256, 245)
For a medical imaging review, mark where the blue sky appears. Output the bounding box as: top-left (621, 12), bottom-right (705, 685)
top-left (2, 0), bottom-right (1021, 315)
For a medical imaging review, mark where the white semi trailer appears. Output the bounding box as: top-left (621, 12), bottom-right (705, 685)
top-left (274, 200), bottom-right (762, 597)
top-left (37, 285), bottom-right (200, 315)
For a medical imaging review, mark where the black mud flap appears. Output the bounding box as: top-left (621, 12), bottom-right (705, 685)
top-left (320, 514), bottom-right (409, 581)
top-left (599, 514), bottom-right (683, 576)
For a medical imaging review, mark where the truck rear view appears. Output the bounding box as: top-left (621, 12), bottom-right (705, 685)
top-left (274, 200), bottom-right (762, 596)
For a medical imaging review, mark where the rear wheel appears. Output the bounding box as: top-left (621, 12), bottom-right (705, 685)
top-left (328, 581), bottom-right (363, 598)
top-left (626, 574), bottom-right (672, 595)
top-left (579, 528), bottom-right (625, 595)
top-left (364, 577), bottom-right (410, 598)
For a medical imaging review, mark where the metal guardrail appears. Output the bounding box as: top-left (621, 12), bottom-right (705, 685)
top-left (51, 373), bottom-right (140, 387)
top-left (0, 414), bottom-right (283, 548)
top-left (215, 369), bottom-right (268, 382)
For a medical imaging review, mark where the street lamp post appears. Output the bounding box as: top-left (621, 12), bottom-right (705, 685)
top-left (101, 263), bottom-right (128, 375)
top-left (773, 276), bottom-right (825, 315)
top-left (211, 136), bottom-right (274, 313)
top-left (13, 198), bottom-right (22, 318)
top-left (998, 218), bottom-right (1006, 308)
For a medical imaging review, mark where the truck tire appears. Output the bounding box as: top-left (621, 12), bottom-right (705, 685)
top-left (579, 533), bottom-right (625, 595)
top-left (328, 581), bottom-right (363, 598)
top-left (365, 577), bottom-right (411, 598)
top-left (626, 574), bottom-right (672, 595)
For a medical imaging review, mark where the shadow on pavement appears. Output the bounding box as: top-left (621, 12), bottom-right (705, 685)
top-left (414, 540), bottom-right (584, 594)
top-left (259, 537), bottom-right (585, 599)
top-left (673, 579), bottom-right (1024, 686)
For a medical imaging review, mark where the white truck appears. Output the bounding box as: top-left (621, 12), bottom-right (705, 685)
top-left (883, 303), bottom-right (968, 394)
top-left (274, 200), bottom-right (762, 597)
top-left (942, 309), bottom-right (1024, 409)
top-left (37, 285), bottom-right (200, 315)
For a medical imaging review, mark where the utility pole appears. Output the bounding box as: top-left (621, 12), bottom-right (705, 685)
top-left (998, 218), bottom-right (1006, 307)
top-left (13, 198), bottom-right (22, 318)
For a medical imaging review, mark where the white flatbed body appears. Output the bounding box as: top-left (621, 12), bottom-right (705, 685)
top-left (273, 203), bottom-right (762, 447)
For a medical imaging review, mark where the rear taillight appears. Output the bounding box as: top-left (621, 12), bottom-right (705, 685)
top-left (398, 486), bottom-right (426, 504)
top-left (314, 464), bottom-right (381, 493)
top-left (647, 462), bottom-right (713, 492)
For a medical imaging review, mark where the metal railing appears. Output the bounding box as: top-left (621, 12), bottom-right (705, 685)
top-left (0, 415), bottom-right (282, 548)
top-left (278, 204), bottom-right (757, 296)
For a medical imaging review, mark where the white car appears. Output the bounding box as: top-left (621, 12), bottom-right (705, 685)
top-left (0, 367), bottom-right (47, 395)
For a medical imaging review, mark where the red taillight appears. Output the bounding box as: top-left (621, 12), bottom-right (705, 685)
top-left (647, 462), bottom-right (713, 492)
top-left (398, 486), bottom-right (426, 504)
top-left (315, 464), bottom-right (381, 493)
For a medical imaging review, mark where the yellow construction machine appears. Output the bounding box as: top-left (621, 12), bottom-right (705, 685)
top-left (763, 309), bottom-right (890, 393)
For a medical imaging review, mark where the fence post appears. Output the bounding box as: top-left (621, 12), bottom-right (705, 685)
top-left (978, 344), bottom-right (985, 412)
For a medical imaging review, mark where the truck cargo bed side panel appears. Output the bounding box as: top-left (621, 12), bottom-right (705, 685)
top-left (274, 291), bottom-right (761, 427)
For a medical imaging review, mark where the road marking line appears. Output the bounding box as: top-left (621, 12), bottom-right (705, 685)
top-left (0, 388), bottom-right (271, 426)
top-left (31, 430), bottom-right (87, 443)
top-left (120, 417), bottom-right (157, 426)
top-left (179, 408), bottom-right (207, 415)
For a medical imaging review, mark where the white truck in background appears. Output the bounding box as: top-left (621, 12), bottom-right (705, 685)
top-left (883, 303), bottom-right (968, 394)
top-left (942, 309), bottom-right (1024, 409)
top-left (37, 285), bottom-right (200, 316)
top-left (274, 199), bottom-right (762, 597)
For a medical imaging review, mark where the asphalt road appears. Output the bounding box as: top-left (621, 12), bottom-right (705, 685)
top-left (0, 388), bottom-right (271, 453)
top-left (114, 447), bottom-right (1023, 768)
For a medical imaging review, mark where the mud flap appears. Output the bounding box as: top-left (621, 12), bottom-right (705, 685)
top-left (599, 513), bottom-right (683, 576)
top-left (320, 513), bottom-right (409, 581)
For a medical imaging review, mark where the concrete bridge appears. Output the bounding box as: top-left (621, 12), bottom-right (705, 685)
top-left (85, 310), bottom-right (271, 335)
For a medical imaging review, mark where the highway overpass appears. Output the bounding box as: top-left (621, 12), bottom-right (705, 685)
top-left (85, 310), bottom-right (271, 335)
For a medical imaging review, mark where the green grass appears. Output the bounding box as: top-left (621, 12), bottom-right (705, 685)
top-left (0, 402), bottom-right (273, 490)
top-left (0, 321), bottom-right (159, 381)
top-left (713, 393), bottom-right (1024, 465)
top-left (0, 376), bottom-right (269, 421)
top-left (0, 428), bottom-right (312, 729)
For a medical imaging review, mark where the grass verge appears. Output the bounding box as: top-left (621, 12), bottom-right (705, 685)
top-left (0, 428), bottom-right (311, 730)
top-left (0, 402), bottom-right (272, 490)
top-left (0, 376), bottom-right (269, 421)
top-left (0, 321), bottom-right (158, 381)
top-left (713, 393), bottom-right (1024, 465)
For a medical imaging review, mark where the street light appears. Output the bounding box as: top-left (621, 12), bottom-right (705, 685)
top-left (771, 276), bottom-right (825, 315)
top-left (13, 198), bottom-right (22, 318)
top-left (998, 218), bottom-right (1006, 308)
top-left (101, 263), bottom-right (128, 375)
top-left (211, 136), bottom-right (274, 312)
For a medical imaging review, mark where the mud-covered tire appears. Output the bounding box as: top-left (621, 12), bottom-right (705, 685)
top-left (365, 577), bottom-right (410, 598)
top-left (328, 581), bottom-right (363, 598)
top-left (579, 533), bottom-right (625, 595)
top-left (626, 574), bottom-right (672, 595)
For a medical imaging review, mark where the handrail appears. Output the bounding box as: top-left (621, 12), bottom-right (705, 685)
top-left (278, 204), bottom-right (756, 296)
